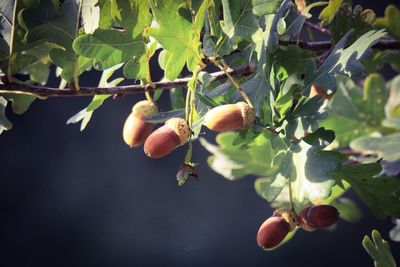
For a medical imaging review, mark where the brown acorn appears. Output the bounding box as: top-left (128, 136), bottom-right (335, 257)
top-left (310, 85), bottom-right (332, 100)
top-left (256, 209), bottom-right (298, 250)
top-left (299, 205), bottom-right (339, 231)
top-left (144, 118), bottom-right (190, 158)
top-left (123, 100), bottom-right (158, 148)
top-left (204, 102), bottom-right (255, 132)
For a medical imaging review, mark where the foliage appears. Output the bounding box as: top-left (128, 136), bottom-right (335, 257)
top-left (0, 0), bottom-right (400, 258)
top-left (362, 230), bottom-right (397, 267)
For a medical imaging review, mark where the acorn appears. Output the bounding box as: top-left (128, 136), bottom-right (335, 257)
top-left (123, 100), bottom-right (158, 148)
top-left (204, 102), bottom-right (255, 132)
top-left (144, 118), bottom-right (191, 158)
top-left (256, 209), bottom-right (298, 250)
top-left (310, 85), bottom-right (332, 100)
top-left (299, 205), bottom-right (339, 231)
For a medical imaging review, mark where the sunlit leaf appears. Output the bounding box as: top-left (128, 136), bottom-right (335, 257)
top-left (304, 29), bottom-right (386, 93)
top-left (374, 5), bottom-right (400, 39)
top-left (0, 96), bottom-right (12, 134)
top-left (350, 133), bottom-right (400, 162)
top-left (362, 230), bottom-right (397, 267)
top-left (319, 0), bottom-right (343, 24)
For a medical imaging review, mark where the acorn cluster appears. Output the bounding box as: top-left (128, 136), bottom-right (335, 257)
top-left (123, 101), bottom-right (338, 250)
top-left (122, 100), bottom-right (255, 158)
top-left (257, 205), bottom-right (340, 250)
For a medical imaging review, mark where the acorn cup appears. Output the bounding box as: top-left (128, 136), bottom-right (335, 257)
top-left (204, 102), bottom-right (255, 132)
top-left (256, 209), bottom-right (298, 250)
top-left (123, 100), bottom-right (158, 148)
top-left (144, 118), bottom-right (191, 159)
top-left (299, 205), bottom-right (339, 231)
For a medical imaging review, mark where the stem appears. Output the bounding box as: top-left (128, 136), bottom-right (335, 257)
top-left (0, 64), bottom-right (253, 97)
top-left (185, 88), bottom-right (191, 122)
top-left (288, 179), bottom-right (294, 211)
top-left (303, 21), bottom-right (331, 35)
top-left (217, 59), bottom-right (253, 108)
top-left (144, 47), bottom-right (155, 103)
top-left (7, 0), bottom-right (18, 83)
top-left (73, 0), bottom-right (84, 91)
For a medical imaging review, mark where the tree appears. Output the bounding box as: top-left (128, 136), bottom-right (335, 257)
top-left (0, 0), bottom-right (399, 264)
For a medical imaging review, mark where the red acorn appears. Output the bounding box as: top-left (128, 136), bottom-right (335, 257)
top-left (299, 205), bottom-right (339, 231)
top-left (256, 209), bottom-right (298, 250)
top-left (144, 118), bottom-right (190, 158)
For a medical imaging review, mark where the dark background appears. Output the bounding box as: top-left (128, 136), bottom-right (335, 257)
top-left (1, 1), bottom-right (399, 266)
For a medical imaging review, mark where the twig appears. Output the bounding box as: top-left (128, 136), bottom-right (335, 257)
top-left (279, 38), bottom-right (400, 51)
top-left (0, 64), bottom-right (254, 97)
top-left (303, 21), bottom-right (331, 36)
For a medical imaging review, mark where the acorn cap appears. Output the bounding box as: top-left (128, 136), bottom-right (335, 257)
top-left (236, 102), bottom-right (255, 128)
top-left (273, 208), bottom-right (299, 231)
top-left (165, 118), bottom-right (191, 145)
top-left (132, 100), bottom-right (158, 117)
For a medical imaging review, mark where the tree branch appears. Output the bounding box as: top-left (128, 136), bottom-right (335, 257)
top-left (279, 38), bottom-right (400, 51)
top-left (0, 64), bottom-right (254, 97)
top-left (1, 37), bottom-right (400, 98)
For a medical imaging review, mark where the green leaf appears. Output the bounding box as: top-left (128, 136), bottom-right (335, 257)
top-left (3, 94), bottom-right (35, 114)
top-left (374, 5), bottom-right (400, 39)
top-left (0, 96), bottom-right (12, 134)
top-left (363, 73), bottom-right (387, 125)
top-left (251, 0), bottom-right (282, 16)
top-left (304, 30), bottom-right (386, 93)
top-left (385, 75), bottom-right (400, 118)
top-left (274, 138), bottom-right (342, 206)
top-left (362, 230), bottom-right (397, 267)
top-left (389, 219), bottom-right (400, 242)
top-left (21, 0), bottom-right (82, 82)
top-left (123, 41), bottom-right (157, 81)
top-left (98, 0), bottom-right (114, 29)
top-left (169, 88), bottom-right (185, 110)
top-left (266, 0), bottom-right (292, 53)
top-left (110, 0), bottom-right (151, 38)
top-left (221, 0), bottom-right (259, 43)
top-left (145, 109), bottom-right (185, 124)
top-left (273, 45), bottom-right (309, 77)
top-left (0, 0), bottom-right (14, 49)
top-left (66, 64), bottom-right (123, 131)
top-left (319, 0), bottom-right (343, 24)
top-left (200, 131), bottom-right (279, 180)
top-left (330, 4), bottom-right (375, 44)
top-left (350, 133), bottom-right (400, 162)
top-left (279, 96), bottom-right (328, 139)
top-left (73, 29), bottom-right (145, 70)
top-left (231, 29), bottom-right (270, 117)
top-left (337, 163), bottom-right (400, 219)
top-left (331, 197), bottom-right (362, 222)
top-left (148, 0), bottom-right (204, 79)
top-left (321, 76), bottom-right (389, 146)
